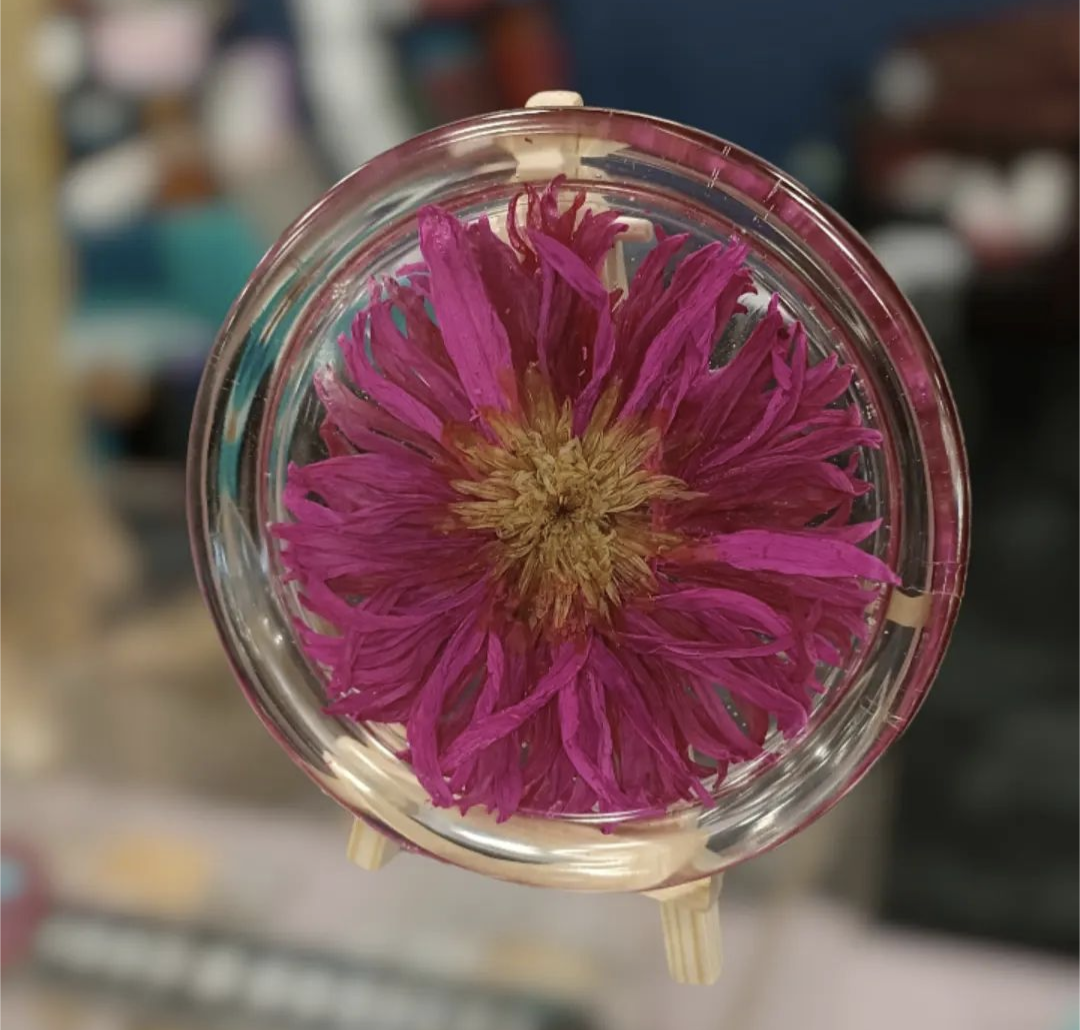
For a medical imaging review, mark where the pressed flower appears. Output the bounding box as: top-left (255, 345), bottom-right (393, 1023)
top-left (276, 178), bottom-right (899, 820)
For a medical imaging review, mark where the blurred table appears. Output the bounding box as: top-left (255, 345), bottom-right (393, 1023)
top-left (4, 778), bottom-right (1077, 1030)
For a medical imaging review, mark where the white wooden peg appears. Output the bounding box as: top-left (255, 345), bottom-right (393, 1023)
top-left (646, 875), bottom-right (724, 985)
top-left (524, 90), bottom-right (584, 108)
top-left (346, 818), bottom-right (400, 872)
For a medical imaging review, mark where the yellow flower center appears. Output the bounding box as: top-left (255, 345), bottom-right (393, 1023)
top-left (451, 376), bottom-right (685, 633)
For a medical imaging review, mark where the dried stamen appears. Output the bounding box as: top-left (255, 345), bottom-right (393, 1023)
top-left (452, 378), bottom-right (685, 631)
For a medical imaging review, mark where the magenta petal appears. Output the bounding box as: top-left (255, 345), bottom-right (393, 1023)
top-left (314, 371), bottom-right (438, 457)
top-left (589, 639), bottom-right (709, 798)
top-left (615, 231), bottom-right (690, 353)
top-left (622, 240), bottom-right (749, 417)
top-left (340, 313), bottom-right (446, 440)
top-left (682, 294), bottom-right (785, 454)
top-left (558, 686), bottom-right (619, 806)
top-left (653, 586), bottom-right (792, 637)
top-left (584, 675), bottom-right (617, 794)
top-left (535, 256), bottom-right (557, 380)
top-left (419, 206), bottom-right (517, 414)
top-left (442, 641), bottom-right (590, 770)
top-left (702, 529), bottom-right (900, 583)
top-left (367, 295), bottom-right (471, 423)
top-left (466, 216), bottom-right (538, 373)
top-left (407, 614), bottom-right (488, 804)
top-left (528, 231), bottom-right (617, 429)
top-left (529, 230), bottom-right (611, 308)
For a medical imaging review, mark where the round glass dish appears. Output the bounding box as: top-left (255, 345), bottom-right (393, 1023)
top-left (187, 107), bottom-right (968, 893)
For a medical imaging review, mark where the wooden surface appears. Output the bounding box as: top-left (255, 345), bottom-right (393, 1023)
top-left (0, 0), bottom-right (135, 656)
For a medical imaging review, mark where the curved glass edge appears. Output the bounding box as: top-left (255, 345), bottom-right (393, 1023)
top-left (187, 107), bottom-right (969, 892)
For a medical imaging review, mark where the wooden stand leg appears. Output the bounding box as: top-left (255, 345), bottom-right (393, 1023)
top-left (646, 875), bottom-right (724, 985)
top-left (524, 90), bottom-right (584, 109)
top-left (346, 819), bottom-right (399, 872)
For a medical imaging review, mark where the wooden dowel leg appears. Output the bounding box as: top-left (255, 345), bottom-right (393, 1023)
top-left (346, 819), bottom-right (399, 872)
top-left (647, 875), bottom-right (724, 985)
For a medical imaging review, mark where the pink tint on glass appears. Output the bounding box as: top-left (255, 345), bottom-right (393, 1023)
top-left (188, 107), bottom-right (968, 891)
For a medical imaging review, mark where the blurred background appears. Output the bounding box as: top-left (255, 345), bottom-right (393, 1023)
top-left (1, 0), bottom-right (1077, 1028)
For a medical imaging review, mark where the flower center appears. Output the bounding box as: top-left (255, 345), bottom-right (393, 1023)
top-left (451, 381), bottom-right (685, 632)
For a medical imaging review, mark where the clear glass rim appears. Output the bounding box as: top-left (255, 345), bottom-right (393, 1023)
top-left (188, 106), bottom-right (969, 891)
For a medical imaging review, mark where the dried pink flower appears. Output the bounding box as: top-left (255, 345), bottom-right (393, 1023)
top-left (277, 180), bottom-right (898, 819)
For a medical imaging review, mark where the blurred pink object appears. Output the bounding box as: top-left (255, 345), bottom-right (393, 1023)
top-left (204, 42), bottom-right (300, 177)
top-left (1, 841), bottom-right (49, 969)
top-left (90, 1), bottom-right (212, 95)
